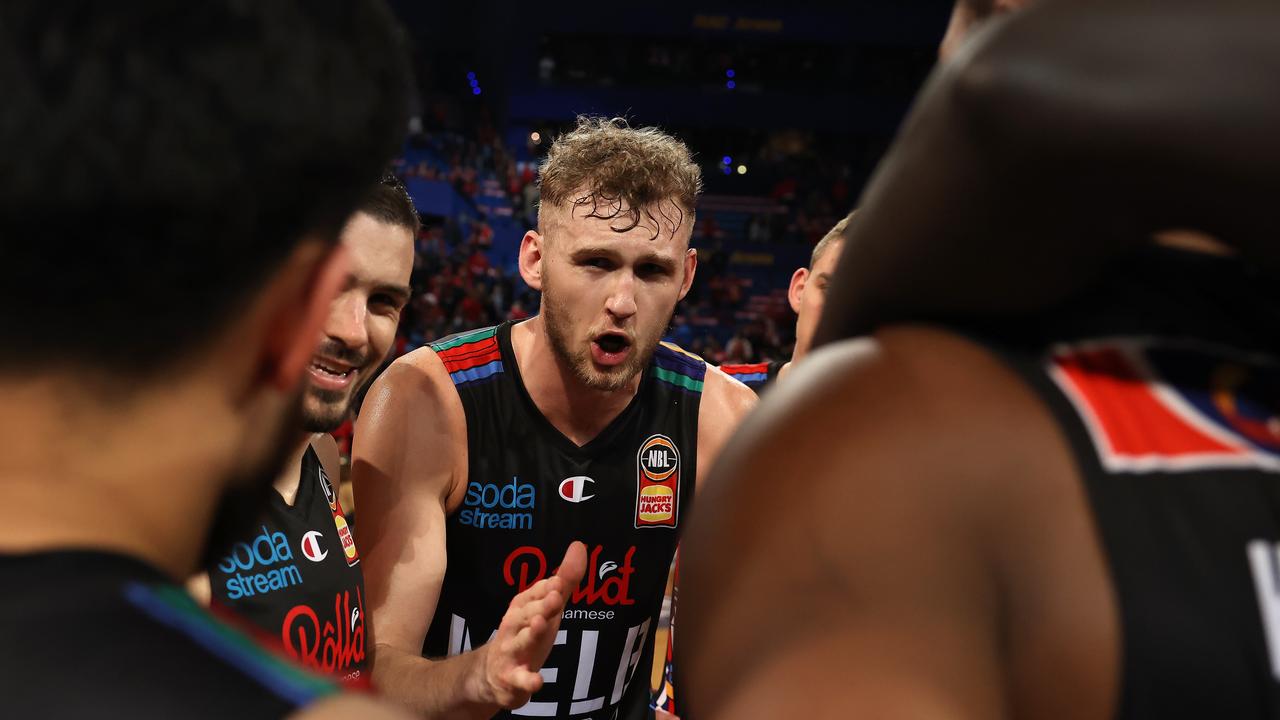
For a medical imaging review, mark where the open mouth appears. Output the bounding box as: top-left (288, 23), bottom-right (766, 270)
top-left (595, 333), bottom-right (630, 355)
top-left (308, 357), bottom-right (358, 389)
top-left (311, 358), bottom-right (354, 378)
top-left (591, 332), bottom-right (633, 368)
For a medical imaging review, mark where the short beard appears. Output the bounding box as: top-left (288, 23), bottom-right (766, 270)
top-left (301, 385), bottom-right (350, 433)
top-left (542, 281), bottom-right (661, 392)
top-left (198, 389), bottom-right (306, 571)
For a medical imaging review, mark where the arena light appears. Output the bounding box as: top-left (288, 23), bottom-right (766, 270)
top-left (722, 155), bottom-right (732, 165)
top-left (530, 131), bottom-right (541, 143)
top-left (726, 69), bottom-right (735, 78)
top-left (473, 87), bottom-right (482, 95)
top-left (726, 80), bottom-right (736, 90)
top-left (737, 164), bottom-right (747, 175)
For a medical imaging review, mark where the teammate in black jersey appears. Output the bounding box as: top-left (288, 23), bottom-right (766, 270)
top-left (680, 1), bottom-right (1280, 719)
top-left (191, 177), bottom-right (417, 684)
top-left (353, 117), bottom-right (757, 719)
top-left (0, 3), bottom-right (417, 718)
top-left (720, 212), bottom-right (852, 394)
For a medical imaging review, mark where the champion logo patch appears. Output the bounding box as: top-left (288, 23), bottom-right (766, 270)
top-left (300, 530), bottom-right (328, 562)
top-left (558, 476), bottom-right (596, 503)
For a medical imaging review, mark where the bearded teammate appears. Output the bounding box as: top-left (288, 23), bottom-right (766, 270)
top-left (353, 117), bottom-right (757, 718)
top-left (680, 1), bottom-right (1280, 719)
top-left (720, 212), bottom-right (852, 394)
top-left (192, 176), bottom-right (417, 683)
top-left (0, 2), bottom-right (422, 717)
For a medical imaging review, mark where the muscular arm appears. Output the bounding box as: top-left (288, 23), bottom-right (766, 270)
top-left (353, 351), bottom-right (585, 718)
top-left (679, 328), bottom-right (1118, 719)
top-left (818, 0), bottom-right (1280, 343)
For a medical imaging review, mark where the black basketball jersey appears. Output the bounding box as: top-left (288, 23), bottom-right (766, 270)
top-left (718, 360), bottom-right (785, 395)
top-left (980, 247), bottom-right (1280, 717)
top-left (208, 445), bottom-right (367, 682)
top-left (0, 550), bottom-right (340, 718)
top-left (423, 320), bottom-right (703, 720)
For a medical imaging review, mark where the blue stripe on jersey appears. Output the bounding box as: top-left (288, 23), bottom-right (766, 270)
top-left (653, 343), bottom-right (707, 383)
top-left (449, 359), bottom-right (504, 385)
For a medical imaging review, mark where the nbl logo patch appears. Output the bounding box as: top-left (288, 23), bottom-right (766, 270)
top-left (318, 464), bottom-right (360, 567)
top-left (635, 434), bottom-right (680, 528)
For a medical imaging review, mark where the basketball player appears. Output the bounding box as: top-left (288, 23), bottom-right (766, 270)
top-left (352, 117), bottom-right (757, 718)
top-left (0, 2), bottom-right (433, 717)
top-left (192, 176), bottom-right (417, 684)
top-left (680, 1), bottom-right (1280, 718)
top-left (720, 212), bottom-right (852, 393)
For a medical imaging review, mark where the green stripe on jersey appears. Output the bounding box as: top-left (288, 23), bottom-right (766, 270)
top-left (433, 326), bottom-right (497, 352)
top-left (651, 366), bottom-right (705, 393)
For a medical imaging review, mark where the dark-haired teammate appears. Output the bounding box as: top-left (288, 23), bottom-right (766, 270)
top-left (194, 177), bottom-right (417, 684)
top-left (681, 1), bottom-right (1280, 719)
top-left (720, 212), bottom-right (851, 394)
top-left (0, 2), bottom-right (426, 717)
top-left (353, 117), bottom-right (756, 719)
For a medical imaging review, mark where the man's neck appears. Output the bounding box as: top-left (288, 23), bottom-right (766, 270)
top-left (511, 317), bottom-right (643, 446)
top-left (0, 377), bottom-right (232, 580)
top-left (273, 434), bottom-right (314, 506)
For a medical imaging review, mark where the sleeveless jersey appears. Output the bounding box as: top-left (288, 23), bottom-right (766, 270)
top-left (979, 247), bottom-right (1280, 717)
top-left (208, 445), bottom-right (367, 682)
top-left (719, 360), bottom-right (785, 395)
top-left (424, 320), bottom-right (703, 720)
top-left (0, 550), bottom-right (340, 718)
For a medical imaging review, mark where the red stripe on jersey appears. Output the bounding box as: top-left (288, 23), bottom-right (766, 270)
top-left (1052, 347), bottom-right (1239, 459)
top-left (438, 339), bottom-right (501, 374)
top-left (721, 362), bottom-right (769, 376)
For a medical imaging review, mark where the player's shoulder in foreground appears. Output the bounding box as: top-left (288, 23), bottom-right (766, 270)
top-left (727, 324), bottom-right (1067, 499)
top-left (681, 325), bottom-right (1077, 712)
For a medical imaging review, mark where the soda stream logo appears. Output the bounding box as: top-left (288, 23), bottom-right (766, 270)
top-left (216, 526), bottom-right (303, 600)
top-left (459, 476), bottom-right (535, 530)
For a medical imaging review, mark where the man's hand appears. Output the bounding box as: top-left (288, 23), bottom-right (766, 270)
top-left (475, 541), bottom-right (588, 709)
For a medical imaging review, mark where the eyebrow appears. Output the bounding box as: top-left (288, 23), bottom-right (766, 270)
top-left (572, 246), bottom-right (679, 271)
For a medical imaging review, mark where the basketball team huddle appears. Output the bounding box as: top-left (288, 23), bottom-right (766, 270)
top-left (7, 1), bottom-right (1280, 720)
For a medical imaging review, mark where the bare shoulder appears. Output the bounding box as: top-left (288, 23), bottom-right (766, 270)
top-left (352, 344), bottom-right (468, 504)
top-left (694, 362), bottom-right (759, 486)
top-left (701, 363), bottom-right (759, 419)
top-left (681, 325), bottom-right (1079, 713)
top-left (289, 694), bottom-right (414, 720)
top-left (359, 346), bottom-right (464, 442)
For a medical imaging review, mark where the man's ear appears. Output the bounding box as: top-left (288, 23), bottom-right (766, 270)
top-left (787, 267), bottom-right (809, 314)
top-left (519, 230), bottom-right (545, 291)
top-left (676, 247), bottom-right (698, 302)
top-left (260, 242), bottom-right (350, 392)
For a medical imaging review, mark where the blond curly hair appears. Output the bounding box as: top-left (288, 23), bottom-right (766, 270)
top-left (537, 116), bottom-right (702, 239)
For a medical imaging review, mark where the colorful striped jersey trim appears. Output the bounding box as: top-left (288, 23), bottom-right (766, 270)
top-left (123, 582), bottom-right (338, 707)
top-left (719, 362), bottom-right (770, 387)
top-left (652, 342), bottom-right (706, 394)
top-left (432, 326), bottom-right (503, 386)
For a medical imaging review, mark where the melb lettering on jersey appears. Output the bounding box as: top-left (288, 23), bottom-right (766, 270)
top-left (216, 525), bottom-right (303, 600)
top-left (458, 475), bottom-right (535, 530)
